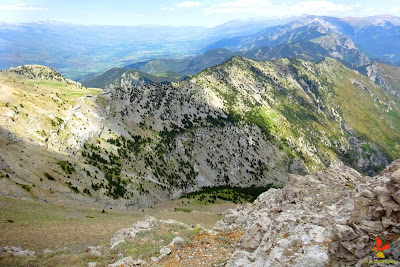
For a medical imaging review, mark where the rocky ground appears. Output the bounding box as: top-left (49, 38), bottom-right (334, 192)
top-left (217, 159), bottom-right (400, 266)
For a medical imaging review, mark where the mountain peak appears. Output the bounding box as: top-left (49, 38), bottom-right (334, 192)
top-left (343, 14), bottom-right (400, 27)
top-left (9, 65), bottom-right (61, 78)
top-left (7, 65), bottom-right (84, 88)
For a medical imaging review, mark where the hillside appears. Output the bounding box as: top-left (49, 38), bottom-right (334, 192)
top-left (191, 56), bottom-right (400, 172)
top-left (122, 37), bottom-right (367, 81)
top-left (8, 65), bottom-right (84, 88)
top-left (364, 62), bottom-right (400, 98)
top-left (0, 57), bottom-right (399, 210)
top-left (81, 68), bottom-right (187, 89)
top-left (125, 48), bottom-right (235, 75)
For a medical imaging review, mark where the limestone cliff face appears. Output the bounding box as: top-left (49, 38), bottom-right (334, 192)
top-left (216, 160), bottom-right (400, 266)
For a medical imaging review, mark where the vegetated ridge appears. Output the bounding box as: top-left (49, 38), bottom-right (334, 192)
top-left (0, 57), bottom-right (399, 210)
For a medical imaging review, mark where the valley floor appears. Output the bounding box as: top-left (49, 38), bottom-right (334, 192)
top-left (0, 196), bottom-right (237, 266)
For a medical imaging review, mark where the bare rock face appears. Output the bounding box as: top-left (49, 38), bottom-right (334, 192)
top-left (216, 160), bottom-right (400, 266)
top-left (333, 160), bottom-right (400, 265)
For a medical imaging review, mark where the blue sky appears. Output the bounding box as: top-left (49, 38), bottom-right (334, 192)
top-left (1, 0), bottom-right (400, 27)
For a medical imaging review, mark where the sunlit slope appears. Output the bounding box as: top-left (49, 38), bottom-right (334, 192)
top-left (191, 56), bottom-right (400, 173)
top-left (374, 62), bottom-right (400, 96)
top-left (0, 66), bottom-right (107, 207)
top-left (0, 59), bottom-right (399, 209)
top-left (0, 66), bottom-right (102, 152)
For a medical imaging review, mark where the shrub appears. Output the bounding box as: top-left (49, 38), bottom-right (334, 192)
top-left (57, 161), bottom-right (75, 175)
top-left (44, 173), bottom-right (55, 181)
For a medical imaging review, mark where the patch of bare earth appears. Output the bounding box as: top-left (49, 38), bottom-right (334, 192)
top-left (159, 230), bottom-right (244, 267)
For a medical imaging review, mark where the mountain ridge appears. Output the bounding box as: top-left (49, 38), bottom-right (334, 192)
top-left (81, 67), bottom-right (187, 89)
top-left (1, 55), bottom-right (399, 209)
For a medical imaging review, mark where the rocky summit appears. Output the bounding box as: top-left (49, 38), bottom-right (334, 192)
top-left (216, 159), bottom-right (400, 266)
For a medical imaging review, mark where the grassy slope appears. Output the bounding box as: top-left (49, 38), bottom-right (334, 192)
top-left (0, 196), bottom-right (142, 251)
top-left (0, 195), bottom-right (233, 267)
top-left (319, 59), bottom-right (400, 160)
top-left (377, 62), bottom-right (400, 95)
top-left (191, 56), bottom-right (400, 171)
top-left (0, 73), bottom-right (101, 143)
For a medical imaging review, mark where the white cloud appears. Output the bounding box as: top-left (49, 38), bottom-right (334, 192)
top-left (206, 0), bottom-right (272, 14)
top-left (206, 0), bottom-right (356, 17)
top-left (0, 3), bottom-right (47, 11)
top-left (362, 7), bottom-right (375, 13)
top-left (161, 7), bottom-right (175, 11)
top-left (177, 1), bottom-right (201, 7)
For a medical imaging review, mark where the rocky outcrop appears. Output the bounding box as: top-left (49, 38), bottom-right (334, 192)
top-left (332, 160), bottom-right (400, 265)
top-left (84, 246), bottom-right (102, 257)
top-left (366, 62), bottom-right (400, 99)
top-left (0, 246), bottom-right (35, 257)
top-left (108, 216), bottom-right (244, 266)
top-left (216, 160), bottom-right (400, 266)
top-left (110, 216), bottom-right (190, 249)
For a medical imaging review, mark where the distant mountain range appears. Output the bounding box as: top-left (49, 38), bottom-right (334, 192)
top-left (125, 48), bottom-right (235, 76)
top-left (205, 15), bottom-right (400, 64)
top-left (77, 14), bottom-right (399, 89)
top-left (2, 15), bottom-right (400, 81)
top-left (0, 18), bottom-right (287, 79)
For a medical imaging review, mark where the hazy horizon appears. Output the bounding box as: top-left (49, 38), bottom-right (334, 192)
top-left (1, 0), bottom-right (400, 27)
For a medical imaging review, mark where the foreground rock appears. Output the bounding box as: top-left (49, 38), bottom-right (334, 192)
top-left (84, 246), bottom-right (102, 257)
top-left (0, 246), bottom-right (35, 257)
top-left (108, 256), bottom-right (143, 267)
top-left (216, 160), bottom-right (400, 266)
top-left (110, 216), bottom-right (189, 249)
top-left (109, 216), bottom-right (243, 266)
